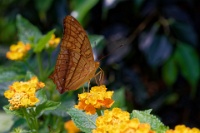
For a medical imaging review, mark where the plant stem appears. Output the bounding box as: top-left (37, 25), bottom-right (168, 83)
top-left (36, 53), bottom-right (43, 79)
top-left (22, 108), bottom-right (39, 133)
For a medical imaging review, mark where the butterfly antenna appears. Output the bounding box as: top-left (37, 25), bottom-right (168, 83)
top-left (97, 11), bottom-right (156, 62)
top-left (97, 43), bottom-right (125, 62)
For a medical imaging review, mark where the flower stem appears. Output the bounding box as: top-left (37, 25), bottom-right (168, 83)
top-left (22, 108), bottom-right (39, 133)
top-left (36, 53), bottom-right (43, 79)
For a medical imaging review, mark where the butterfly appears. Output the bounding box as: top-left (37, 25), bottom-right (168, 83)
top-left (49, 15), bottom-right (100, 94)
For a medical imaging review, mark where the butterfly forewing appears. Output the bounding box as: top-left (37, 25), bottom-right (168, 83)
top-left (49, 15), bottom-right (99, 94)
top-left (62, 16), bottom-right (94, 61)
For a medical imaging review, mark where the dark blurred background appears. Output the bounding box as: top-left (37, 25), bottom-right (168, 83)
top-left (0, 0), bottom-right (200, 128)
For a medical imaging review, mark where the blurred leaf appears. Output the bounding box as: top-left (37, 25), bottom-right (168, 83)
top-left (3, 105), bottom-right (23, 117)
top-left (89, 35), bottom-right (105, 48)
top-left (131, 110), bottom-right (168, 133)
top-left (35, 0), bottom-right (53, 13)
top-left (10, 117), bottom-right (26, 132)
top-left (0, 17), bottom-right (16, 43)
top-left (163, 6), bottom-right (191, 23)
top-left (89, 34), bottom-right (105, 58)
top-left (36, 100), bottom-right (60, 117)
top-left (174, 42), bottom-right (200, 88)
top-left (139, 25), bottom-right (172, 66)
top-left (162, 56), bottom-right (178, 86)
top-left (36, 89), bottom-right (47, 104)
top-left (170, 21), bottom-right (197, 46)
top-left (44, 101), bottom-right (73, 117)
top-left (16, 14), bottom-right (42, 44)
top-left (0, 63), bottom-right (27, 96)
top-left (67, 108), bottom-right (97, 133)
top-left (24, 71), bottom-right (36, 81)
top-left (34, 0), bottom-right (54, 21)
top-left (165, 93), bottom-right (179, 104)
top-left (0, 64), bottom-right (26, 84)
top-left (33, 29), bottom-right (55, 53)
top-left (112, 87), bottom-right (126, 109)
top-left (45, 93), bottom-right (76, 117)
top-left (36, 89), bottom-right (61, 117)
top-left (70, 0), bottom-right (99, 24)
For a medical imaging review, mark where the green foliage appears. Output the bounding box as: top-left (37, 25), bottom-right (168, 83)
top-left (70, 0), bottom-right (99, 24)
top-left (16, 15), bottom-right (42, 44)
top-left (163, 41), bottom-right (200, 95)
top-left (33, 29), bottom-right (55, 53)
top-left (174, 42), bottom-right (200, 88)
top-left (36, 90), bottom-right (60, 117)
top-left (131, 110), bottom-right (169, 133)
top-left (89, 35), bottom-right (105, 56)
top-left (170, 21), bottom-right (197, 45)
top-left (112, 87), bottom-right (126, 109)
top-left (35, 0), bottom-right (54, 20)
top-left (0, 63), bottom-right (26, 82)
top-left (3, 105), bottom-right (24, 117)
top-left (162, 56), bottom-right (178, 86)
top-left (67, 108), bottom-right (97, 133)
top-left (1, 0), bottom-right (200, 132)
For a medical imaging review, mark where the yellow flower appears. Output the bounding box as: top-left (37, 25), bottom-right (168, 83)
top-left (93, 108), bottom-right (155, 133)
top-left (64, 120), bottom-right (80, 133)
top-left (46, 34), bottom-right (60, 48)
top-left (166, 125), bottom-right (200, 133)
top-left (4, 76), bottom-right (45, 110)
top-left (75, 85), bottom-right (114, 114)
top-left (6, 41), bottom-right (31, 60)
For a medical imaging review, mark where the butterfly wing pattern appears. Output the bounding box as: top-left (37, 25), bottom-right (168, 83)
top-left (49, 15), bottom-right (99, 94)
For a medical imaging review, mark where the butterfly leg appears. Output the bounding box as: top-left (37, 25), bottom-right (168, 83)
top-left (82, 85), bottom-right (85, 92)
top-left (87, 80), bottom-right (91, 92)
top-left (94, 68), bottom-right (104, 86)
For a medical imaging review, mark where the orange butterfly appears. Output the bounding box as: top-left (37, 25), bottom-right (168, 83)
top-left (49, 15), bottom-right (100, 94)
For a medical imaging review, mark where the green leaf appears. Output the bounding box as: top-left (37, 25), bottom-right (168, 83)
top-left (70, 0), bottom-right (99, 24)
top-left (0, 64), bottom-right (25, 82)
top-left (33, 29), bottom-right (55, 52)
top-left (36, 89), bottom-right (47, 104)
top-left (112, 87), bottom-right (126, 109)
top-left (16, 14), bottom-right (42, 44)
top-left (162, 56), bottom-right (178, 86)
top-left (174, 42), bottom-right (200, 88)
top-left (35, 0), bottom-right (53, 13)
top-left (24, 71), bottom-right (36, 81)
top-left (131, 110), bottom-right (168, 133)
top-left (3, 105), bottom-right (24, 117)
top-left (170, 21), bottom-right (197, 46)
top-left (44, 101), bottom-right (73, 117)
top-left (35, 100), bottom-right (60, 117)
top-left (67, 108), bottom-right (97, 133)
top-left (88, 35), bottom-right (105, 48)
top-left (89, 34), bottom-right (105, 57)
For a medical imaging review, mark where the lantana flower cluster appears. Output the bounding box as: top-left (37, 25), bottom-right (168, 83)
top-left (6, 41), bottom-right (31, 60)
top-left (64, 120), bottom-right (80, 133)
top-left (75, 85), bottom-right (114, 114)
top-left (46, 34), bottom-right (60, 48)
top-left (166, 125), bottom-right (200, 133)
top-left (4, 76), bottom-right (45, 110)
top-left (93, 108), bottom-right (155, 133)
